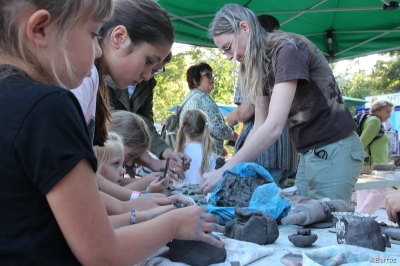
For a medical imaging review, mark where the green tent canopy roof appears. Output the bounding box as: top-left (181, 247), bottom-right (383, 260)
top-left (343, 96), bottom-right (367, 108)
top-left (159, 0), bottom-right (400, 62)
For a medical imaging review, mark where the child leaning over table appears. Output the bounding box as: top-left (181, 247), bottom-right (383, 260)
top-left (176, 109), bottom-right (217, 184)
top-left (93, 132), bottom-right (169, 193)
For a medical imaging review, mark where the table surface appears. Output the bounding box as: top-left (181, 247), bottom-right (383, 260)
top-left (248, 224), bottom-right (400, 265)
top-left (355, 171), bottom-right (400, 190)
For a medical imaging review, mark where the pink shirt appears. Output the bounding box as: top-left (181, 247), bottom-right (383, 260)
top-left (71, 66), bottom-right (98, 142)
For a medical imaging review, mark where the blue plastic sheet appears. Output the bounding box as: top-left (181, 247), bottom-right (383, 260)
top-left (205, 162), bottom-right (291, 225)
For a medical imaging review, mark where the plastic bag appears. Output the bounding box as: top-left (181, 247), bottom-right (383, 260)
top-left (205, 162), bottom-right (291, 225)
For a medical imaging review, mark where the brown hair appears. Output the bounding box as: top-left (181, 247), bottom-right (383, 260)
top-left (186, 62), bottom-right (213, 90)
top-left (257, 14), bottom-right (280, 32)
top-left (93, 0), bottom-right (174, 146)
top-left (107, 111), bottom-right (151, 150)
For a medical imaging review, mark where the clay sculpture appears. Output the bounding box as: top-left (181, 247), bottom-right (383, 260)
top-left (281, 199), bottom-right (355, 226)
top-left (346, 218), bottom-right (387, 252)
top-left (165, 184), bottom-right (208, 205)
top-left (224, 208), bottom-right (279, 244)
top-left (168, 234), bottom-right (227, 266)
top-left (288, 229), bottom-right (318, 247)
top-left (216, 173), bottom-right (270, 207)
top-left (381, 226), bottom-right (400, 241)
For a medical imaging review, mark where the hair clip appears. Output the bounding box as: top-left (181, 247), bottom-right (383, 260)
top-left (205, 122), bottom-right (209, 126)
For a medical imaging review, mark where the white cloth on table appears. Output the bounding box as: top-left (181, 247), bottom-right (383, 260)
top-left (303, 244), bottom-right (400, 265)
top-left (142, 233), bottom-right (274, 266)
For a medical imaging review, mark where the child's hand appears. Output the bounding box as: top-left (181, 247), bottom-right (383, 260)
top-left (146, 175), bottom-right (170, 193)
top-left (168, 194), bottom-right (195, 206)
top-left (169, 206), bottom-right (225, 248)
top-left (138, 205), bottom-right (176, 222)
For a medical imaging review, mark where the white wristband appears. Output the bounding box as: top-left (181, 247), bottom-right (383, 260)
top-left (130, 191), bottom-right (140, 201)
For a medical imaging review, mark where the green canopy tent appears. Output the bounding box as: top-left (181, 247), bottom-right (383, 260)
top-left (343, 96), bottom-right (367, 108)
top-left (159, 0), bottom-right (400, 62)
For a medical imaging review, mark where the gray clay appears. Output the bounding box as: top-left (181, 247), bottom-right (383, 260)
top-left (224, 208), bottom-right (279, 244)
top-left (305, 221), bottom-right (334, 229)
top-left (173, 202), bottom-right (188, 208)
top-left (168, 234), bottom-right (226, 266)
top-left (216, 173), bottom-right (270, 207)
top-left (281, 199), bottom-right (354, 226)
top-left (345, 218), bottom-right (386, 252)
top-left (288, 233), bottom-right (318, 247)
top-left (297, 229), bottom-right (311, 235)
top-left (281, 253), bottom-right (303, 266)
top-left (381, 227), bottom-right (400, 241)
top-left (165, 184), bottom-right (208, 206)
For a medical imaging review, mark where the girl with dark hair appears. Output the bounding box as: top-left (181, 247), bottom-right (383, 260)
top-left (73, 0), bottom-right (190, 181)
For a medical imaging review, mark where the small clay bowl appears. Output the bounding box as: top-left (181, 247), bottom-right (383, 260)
top-left (288, 233), bottom-right (318, 247)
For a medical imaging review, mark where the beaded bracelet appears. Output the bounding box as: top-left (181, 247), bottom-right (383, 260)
top-left (130, 209), bottom-right (137, 224)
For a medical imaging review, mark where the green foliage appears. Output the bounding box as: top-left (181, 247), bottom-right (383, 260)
top-left (153, 46), bottom-right (236, 123)
top-left (334, 52), bottom-right (400, 99)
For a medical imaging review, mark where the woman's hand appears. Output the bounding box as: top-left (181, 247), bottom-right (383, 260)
top-left (385, 190), bottom-right (400, 223)
top-left (200, 169), bottom-right (224, 194)
top-left (146, 175), bottom-right (170, 193)
top-left (171, 206), bottom-right (225, 248)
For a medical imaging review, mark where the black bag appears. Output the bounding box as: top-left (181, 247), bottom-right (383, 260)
top-left (353, 113), bottom-right (384, 140)
top-left (353, 113), bottom-right (385, 163)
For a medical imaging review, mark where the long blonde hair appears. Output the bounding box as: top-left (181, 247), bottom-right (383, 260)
top-left (176, 109), bottom-right (213, 175)
top-left (93, 132), bottom-right (124, 173)
top-left (107, 111), bottom-right (151, 150)
top-left (0, 0), bottom-right (113, 88)
top-left (209, 4), bottom-right (315, 105)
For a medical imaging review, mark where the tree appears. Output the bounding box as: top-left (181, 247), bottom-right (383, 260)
top-left (153, 46), bottom-right (236, 123)
top-left (334, 52), bottom-right (400, 99)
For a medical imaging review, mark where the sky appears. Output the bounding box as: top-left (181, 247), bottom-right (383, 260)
top-left (333, 54), bottom-right (391, 76)
top-left (172, 43), bottom-right (390, 77)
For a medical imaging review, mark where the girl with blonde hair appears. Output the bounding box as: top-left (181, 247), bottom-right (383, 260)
top-left (94, 118), bottom-right (169, 194)
top-left (0, 0), bottom-right (223, 264)
top-left (201, 4), bottom-right (365, 204)
top-left (176, 109), bottom-right (217, 184)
